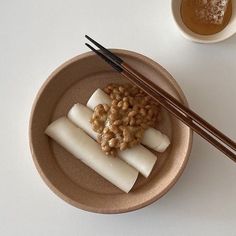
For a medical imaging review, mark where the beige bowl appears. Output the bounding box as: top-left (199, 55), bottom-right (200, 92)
top-left (29, 50), bottom-right (192, 214)
top-left (171, 0), bottom-right (236, 43)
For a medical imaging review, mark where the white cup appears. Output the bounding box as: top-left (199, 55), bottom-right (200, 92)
top-left (171, 0), bottom-right (236, 43)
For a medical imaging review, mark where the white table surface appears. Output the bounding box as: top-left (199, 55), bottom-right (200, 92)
top-left (1, 0), bottom-right (235, 235)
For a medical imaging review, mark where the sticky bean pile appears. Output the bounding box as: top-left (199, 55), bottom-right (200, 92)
top-left (91, 83), bottom-right (161, 156)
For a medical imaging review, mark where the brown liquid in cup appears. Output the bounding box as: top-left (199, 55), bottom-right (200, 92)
top-left (181, 0), bottom-right (232, 35)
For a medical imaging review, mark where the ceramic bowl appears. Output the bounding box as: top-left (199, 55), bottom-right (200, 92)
top-left (171, 0), bottom-right (236, 43)
top-left (29, 50), bottom-right (193, 213)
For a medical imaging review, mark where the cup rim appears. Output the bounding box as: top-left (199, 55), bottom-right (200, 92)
top-left (171, 0), bottom-right (236, 43)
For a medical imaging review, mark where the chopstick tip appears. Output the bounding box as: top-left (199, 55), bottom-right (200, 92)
top-left (85, 43), bottom-right (95, 52)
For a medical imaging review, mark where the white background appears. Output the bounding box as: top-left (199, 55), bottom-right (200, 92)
top-left (0, 0), bottom-right (235, 235)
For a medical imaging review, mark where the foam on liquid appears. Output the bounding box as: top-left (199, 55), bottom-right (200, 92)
top-left (181, 0), bottom-right (232, 35)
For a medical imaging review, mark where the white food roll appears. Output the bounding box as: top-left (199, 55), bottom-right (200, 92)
top-left (45, 117), bottom-right (138, 193)
top-left (68, 104), bottom-right (97, 140)
top-left (141, 128), bottom-right (170, 152)
top-left (87, 88), bottom-right (111, 110)
top-left (86, 89), bottom-right (171, 152)
top-left (157, 135), bottom-right (171, 152)
top-left (118, 146), bottom-right (156, 178)
top-left (68, 104), bottom-right (157, 177)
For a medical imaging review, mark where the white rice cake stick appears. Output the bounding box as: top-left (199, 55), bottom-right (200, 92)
top-left (68, 104), bottom-right (157, 177)
top-left (87, 88), bottom-right (170, 152)
top-left (45, 117), bottom-right (138, 193)
top-left (141, 129), bottom-right (170, 152)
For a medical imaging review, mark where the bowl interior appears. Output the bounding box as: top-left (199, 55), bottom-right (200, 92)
top-left (171, 0), bottom-right (236, 43)
top-left (30, 50), bottom-right (192, 213)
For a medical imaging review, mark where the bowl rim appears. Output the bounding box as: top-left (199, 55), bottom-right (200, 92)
top-left (29, 49), bottom-right (193, 214)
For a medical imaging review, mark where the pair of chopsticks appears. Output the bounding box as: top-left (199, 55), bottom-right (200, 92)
top-left (85, 35), bottom-right (236, 162)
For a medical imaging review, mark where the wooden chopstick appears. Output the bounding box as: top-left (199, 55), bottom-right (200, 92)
top-left (121, 69), bottom-right (236, 161)
top-left (85, 36), bottom-right (236, 162)
top-left (85, 35), bottom-right (235, 152)
top-left (122, 63), bottom-right (236, 151)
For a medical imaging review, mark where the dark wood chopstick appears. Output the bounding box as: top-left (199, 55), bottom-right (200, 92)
top-left (122, 63), bottom-right (236, 151)
top-left (85, 35), bottom-right (123, 64)
top-left (85, 36), bottom-right (236, 162)
top-left (121, 69), bottom-right (236, 161)
top-left (85, 35), bottom-right (236, 152)
top-left (85, 43), bottom-right (123, 73)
